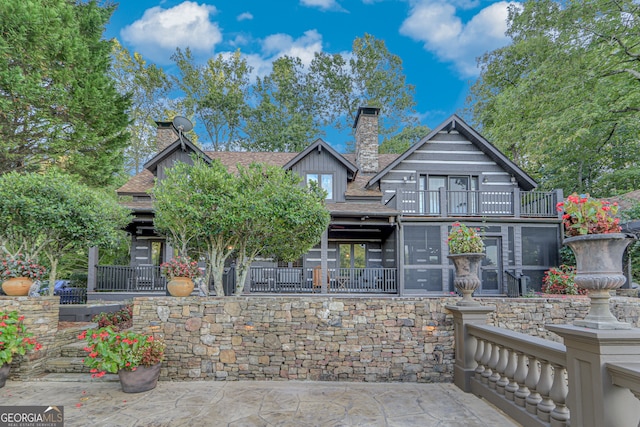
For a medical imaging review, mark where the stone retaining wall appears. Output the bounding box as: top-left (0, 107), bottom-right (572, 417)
top-left (0, 297), bottom-right (59, 379)
top-left (132, 295), bottom-right (640, 382)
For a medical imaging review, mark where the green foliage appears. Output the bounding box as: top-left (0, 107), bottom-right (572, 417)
top-left (172, 49), bottom-right (250, 151)
top-left (469, 0), bottom-right (640, 194)
top-left (0, 254), bottom-right (46, 280)
top-left (111, 40), bottom-right (174, 174)
top-left (380, 125), bottom-right (431, 154)
top-left (447, 223), bottom-right (485, 254)
top-left (309, 34), bottom-right (418, 143)
top-left (160, 256), bottom-right (202, 280)
top-left (78, 327), bottom-right (165, 376)
top-left (0, 0), bottom-right (130, 186)
top-left (0, 311), bottom-right (41, 365)
top-left (0, 171), bottom-right (130, 294)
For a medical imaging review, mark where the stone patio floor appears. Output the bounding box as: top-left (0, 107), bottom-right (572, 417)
top-left (0, 378), bottom-right (519, 426)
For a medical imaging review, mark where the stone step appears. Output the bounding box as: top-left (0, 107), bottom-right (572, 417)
top-left (34, 372), bottom-right (119, 382)
top-left (45, 357), bottom-right (92, 374)
top-left (60, 341), bottom-right (90, 358)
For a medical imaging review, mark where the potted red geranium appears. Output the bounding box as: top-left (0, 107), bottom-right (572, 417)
top-left (0, 310), bottom-right (42, 388)
top-left (556, 193), bottom-right (631, 329)
top-left (160, 256), bottom-right (202, 297)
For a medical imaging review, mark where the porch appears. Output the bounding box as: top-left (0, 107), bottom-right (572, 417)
top-left (93, 265), bottom-right (398, 295)
top-left (394, 188), bottom-right (562, 218)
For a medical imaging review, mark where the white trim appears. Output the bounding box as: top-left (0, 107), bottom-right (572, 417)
top-left (306, 258), bottom-right (336, 262)
top-left (381, 180), bottom-right (416, 184)
top-left (483, 182), bottom-right (512, 186)
top-left (482, 172), bottom-right (510, 175)
top-left (401, 160), bottom-right (495, 165)
top-left (135, 256), bottom-right (148, 260)
top-left (428, 139), bottom-right (470, 144)
top-left (415, 150), bottom-right (484, 155)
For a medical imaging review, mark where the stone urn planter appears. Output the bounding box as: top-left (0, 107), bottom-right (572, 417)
top-left (448, 253), bottom-right (485, 306)
top-left (564, 233), bottom-right (633, 329)
top-left (1, 277), bottom-right (33, 296)
top-left (167, 277), bottom-right (194, 297)
top-left (118, 362), bottom-right (161, 393)
top-left (0, 363), bottom-right (10, 388)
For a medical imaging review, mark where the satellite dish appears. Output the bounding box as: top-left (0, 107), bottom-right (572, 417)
top-left (172, 116), bottom-right (193, 132)
top-left (172, 116), bottom-right (193, 150)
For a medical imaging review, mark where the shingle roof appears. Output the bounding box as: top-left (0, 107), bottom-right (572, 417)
top-left (117, 150), bottom-right (400, 197)
top-left (326, 202), bottom-right (399, 216)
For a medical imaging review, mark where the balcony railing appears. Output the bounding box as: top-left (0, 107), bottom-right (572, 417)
top-left (96, 265), bottom-right (166, 292)
top-left (398, 188), bottom-right (561, 218)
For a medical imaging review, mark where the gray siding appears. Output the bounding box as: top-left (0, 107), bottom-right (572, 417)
top-left (290, 149), bottom-right (348, 202)
top-left (156, 150), bottom-right (195, 181)
top-left (130, 236), bottom-right (151, 267)
top-left (380, 130), bottom-right (519, 204)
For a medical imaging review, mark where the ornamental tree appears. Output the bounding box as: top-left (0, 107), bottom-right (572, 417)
top-left (0, 171), bottom-right (130, 294)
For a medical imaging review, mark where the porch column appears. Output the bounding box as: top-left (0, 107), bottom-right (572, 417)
top-left (321, 229), bottom-right (328, 293)
top-left (547, 325), bottom-right (640, 427)
top-left (397, 220), bottom-right (404, 296)
top-left (513, 188), bottom-right (521, 218)
top-left (447, 304), bottom-right (496, 392)
top-left (164, 242), bottom-right (174, 263)
top-left (87, 246), bottom-right (98, 292)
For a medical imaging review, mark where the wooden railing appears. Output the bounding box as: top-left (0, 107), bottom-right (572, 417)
top-left (399, 189), bottom-right (561, 218)
top-left (468, 324), bottom-right (569, 426)
top-left (96, 266), bottom-right (166, 292)
top-left (505, 270), bottom-right (529, 297)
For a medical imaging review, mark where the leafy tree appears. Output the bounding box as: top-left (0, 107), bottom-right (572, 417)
top-left (0, 171), bottom-right (130, 294)
top-left (310, 33), bottom-right (418, 143)
top-left (380, 125), bottom-right (431, 154)
top-left (469, 0), bottom-right (640, 194)
top-left (172, 49), bottom-right (251, 151)
top-left (111, 41), bottom-right (173, 174)
top-left (231, 164), bottom-right (330, 292)
top-left (0, 0), bottom-right (130, 187)
top-left (243, 57), bottom-right (321, 151)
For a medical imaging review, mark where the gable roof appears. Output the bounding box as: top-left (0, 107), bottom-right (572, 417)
top-left (143, 135), bottom-right (211, 174)
top-left (283, 139), bottom-right (358, 179)
top-left (366, 114), bottom-right (538, 191)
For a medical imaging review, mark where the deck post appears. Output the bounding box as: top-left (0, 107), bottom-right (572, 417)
top-left (439, 187), bottom-right (448, 217)
top-left (87, 246), bottom-right (98, 292)
top-left (547, 325), bottom-right (640, 427)
top-left (513, 188), bottom-right (520, 218)
top-left (447, 304), bottom-right (496, 392)
top-left (321, 229), bottom-right (328, 293)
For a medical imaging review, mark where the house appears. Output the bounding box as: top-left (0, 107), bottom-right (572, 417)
top-left (88, 107), bottom-right (563, 297)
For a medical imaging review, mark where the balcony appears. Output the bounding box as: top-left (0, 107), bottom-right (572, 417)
top-left (397, 188), bottom-right (562, 218)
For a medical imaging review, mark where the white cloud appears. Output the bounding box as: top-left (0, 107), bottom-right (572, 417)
top-left (300, 0), bottom-right (346, 11)
top-left (120, 1), bottom-right (222, 64)
top-left (261, 30), bottom-right (324, 67)
top-left (237, 12), bottom-right (254, 21)
top-left (400, 0), bottom-right (517, 77)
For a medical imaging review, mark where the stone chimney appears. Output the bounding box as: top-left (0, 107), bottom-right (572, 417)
top-left (353, 107), bottom-right (380, 173)
top-left (155, 121), bottom-right (179, 152)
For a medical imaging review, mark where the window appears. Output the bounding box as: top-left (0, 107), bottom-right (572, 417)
top-left (307, 173), bottom-right (333, 199)
top-left (419, 175), bottom-right (479, 214)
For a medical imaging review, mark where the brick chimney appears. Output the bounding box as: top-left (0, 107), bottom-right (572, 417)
top-left (155, 121), bottom-right (179, 152)
top-left (353, 107), bottom-right (380, 173)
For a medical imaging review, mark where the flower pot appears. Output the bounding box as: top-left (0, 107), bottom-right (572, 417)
top-left (1, 277), bottom-right (33, 296)
top-left (0, 363), bottom-right (10, 388)
top-left (167, 277), bottom-right (194, 297)
top-left (448, 253), bottom-right (485, 306)
top-left (564, 233), bottom-right (632, 329)
top-left (118, 362), bottom-right (161, 393)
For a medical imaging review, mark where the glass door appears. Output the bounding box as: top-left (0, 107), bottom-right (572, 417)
top-left (481, 237), bottom-right (501, 294)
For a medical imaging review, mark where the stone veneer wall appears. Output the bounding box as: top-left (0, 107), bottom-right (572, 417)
top-left (132, 295), bottom-right (640, 382)
top-left (0, 297), bottom-right (59, 379)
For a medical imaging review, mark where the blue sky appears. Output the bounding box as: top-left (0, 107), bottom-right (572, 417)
top-left (105, 0), bottom-right (516, 148)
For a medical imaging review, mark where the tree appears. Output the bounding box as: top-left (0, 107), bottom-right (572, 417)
top-left (111, 41), bottom-right (173, 174)
top-left (243, 57), bottom-right (321, 151)
top-left (0, 0), bottom-right (130, 187)
top-left (310, 33), bottom-right (418, 143)
top-left (380, 125), bottom-right (431, 154)
top-left (469, 0), bottom-right (640, 195)
top-left (172, 49), bottom-right (251, 151)
top-left (0, 171), bottom-right (130, 294)
top-left (231, 164), bottom-right (330, 293)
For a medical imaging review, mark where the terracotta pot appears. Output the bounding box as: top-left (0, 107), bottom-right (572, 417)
top-left (1, 277), bottom-right (33, 296)
top-left (167, 277), bottom-right (194, 297)
top-left (0, 363), bottom-right (10, 388)
top-left (118, 362), bottom-right (161, 393)
top-left (564, 233), bottom-right (632, 329)
top-left (448, 253), bottom-right (485, 306)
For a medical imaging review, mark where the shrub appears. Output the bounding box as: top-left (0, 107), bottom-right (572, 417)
top-left (92, 305), bottom-right (133, 330)
top-left (542, 265), bottom-right (586, 295)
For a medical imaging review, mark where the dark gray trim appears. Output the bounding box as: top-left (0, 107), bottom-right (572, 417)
top-left (283, 139), bottom-right (358, 178)
top-left (143, 136), bottom-right (211, 174)
top-left (366, 114), bottom-right (538, 191)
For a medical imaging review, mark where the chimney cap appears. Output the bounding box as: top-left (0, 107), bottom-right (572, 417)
top-left (155, 121), bottom-right (175, 129)
top-left (353, 106), bottom-right (380, 128)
